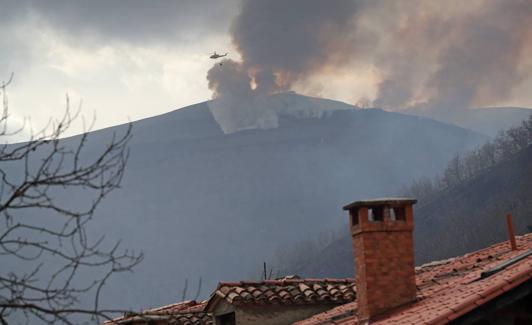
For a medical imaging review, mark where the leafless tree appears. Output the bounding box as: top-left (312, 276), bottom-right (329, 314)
top-left (0, 75), bottom-right (143, 324)
top-left (403, 112), bottom-right (532, 201)
top-left (399, 176), bottom-right (435, 202)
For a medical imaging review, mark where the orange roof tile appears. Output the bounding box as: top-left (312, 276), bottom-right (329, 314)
top-left (295, 233), bottom-right (532, 325)
top-left (168, 311), bottom-right (212, 325)
top-left (205, 278), bottom-right (356, 312)
top-left (295, 301), bottom-right (359, 325)
top-left (104, 300), bottom-right (211, 325)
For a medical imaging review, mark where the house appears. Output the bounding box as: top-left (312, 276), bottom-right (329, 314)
top-left (205, 278), bottom-right (355, 325)
top-left (107, 198), bottom-right (532, 324)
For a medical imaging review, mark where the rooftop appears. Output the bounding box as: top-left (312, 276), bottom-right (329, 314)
top-left (295, 233), bottom-right (532, 324)
top-left (104, 300), bottom-right (210, 325)
top-left (107, 233), bottom-right (531, 324)
top-left (205, 278), bottom-right (356, 311)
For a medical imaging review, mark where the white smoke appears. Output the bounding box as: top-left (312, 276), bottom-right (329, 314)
top-left (208, 92), bottom-right (352, 134)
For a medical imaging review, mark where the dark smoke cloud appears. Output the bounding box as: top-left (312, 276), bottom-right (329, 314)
top-left (373, 0), bottom-right (532, 113)
top-left (208, 59), bottom-right (252, 98)
top-left (231, 0), bottom-right (360, 93)
top-left (208, 0), bottom-right (532, 116)
top-left (425, 20), bottom-right (521, 112)
top-left (206, 0), bottom-right (366, 133)
top-left (207, 0), bottom-right (362, 97)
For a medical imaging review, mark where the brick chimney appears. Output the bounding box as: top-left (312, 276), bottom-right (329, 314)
top-left (342, 198), bottom-right (417, 323)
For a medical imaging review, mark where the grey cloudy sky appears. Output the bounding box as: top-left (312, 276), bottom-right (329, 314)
top-left (2, 0), bottom-right (531, 138)
top-left (1, 0), bottom-right (239, 137)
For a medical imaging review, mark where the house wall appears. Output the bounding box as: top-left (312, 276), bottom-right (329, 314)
top-left (211, 300), bottom-right (338, 325)
top-left (212, 300), bottom-right (235, 325)
top-left (235, 304), bottom-right (337, 325)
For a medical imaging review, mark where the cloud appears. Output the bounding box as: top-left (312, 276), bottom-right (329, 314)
top-left (0, 0), bottom-right (238, 138)
top-left (0, 0), bottom-right (237, 44)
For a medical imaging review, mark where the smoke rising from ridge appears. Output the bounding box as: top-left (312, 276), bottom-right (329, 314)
top-left (372, 0), bottom-right (532, 113)
top-left (207, 0), bottom-right (532, 119)
top-left (208, 0), bottom-right (361, 97)
top-left (206, 0), bottom-right (363, 133)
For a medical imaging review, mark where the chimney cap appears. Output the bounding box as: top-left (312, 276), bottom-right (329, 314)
top-left (342, 197), bottom-right (417, 210)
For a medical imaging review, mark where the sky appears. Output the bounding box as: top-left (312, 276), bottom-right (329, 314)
top-left (0, 0), bottom-right (239, 137)
top-left (1, 0), bottom-right (532, 138)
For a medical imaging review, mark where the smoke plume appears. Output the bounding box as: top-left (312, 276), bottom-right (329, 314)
top-left (207, 0), bottom-right (532, 132)
top-left (370, 0), bottom-right (532, 113)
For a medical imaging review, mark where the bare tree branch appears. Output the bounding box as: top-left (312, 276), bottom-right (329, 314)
top-left (0, 78), bottom-right (143, 324)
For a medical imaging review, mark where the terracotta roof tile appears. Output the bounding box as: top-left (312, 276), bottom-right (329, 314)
top-left (294, 302), bottom-right (359, 325)
top-left (104, 300), bottom-right (212, 325)
top-left (148, 300), bottom-right (206, 314)
top-left (296, 233), bottom-right (532, 325)
top-left (168, 312), bottom-right (213, 325)
top-left (205, 278), bottom-right (356, 312)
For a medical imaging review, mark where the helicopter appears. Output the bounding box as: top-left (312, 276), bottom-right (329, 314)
top-left (209, 52), bottom-right (228, 59)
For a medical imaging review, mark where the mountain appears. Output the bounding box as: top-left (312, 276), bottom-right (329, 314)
top-left (402, 106), bottom-right (531, 136)
top-left (290, 143), bottom-right (532, 278)
top-left (6, 93), bottom-right (487, 311)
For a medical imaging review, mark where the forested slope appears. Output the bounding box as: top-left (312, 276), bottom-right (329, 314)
top-left (276, 114), bottom-right (532, 278)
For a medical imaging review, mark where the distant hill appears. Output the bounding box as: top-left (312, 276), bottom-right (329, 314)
top-left (5, 93), bottom-right (486, 311)
top-left (402, 106), bottom-right (531, 136)
top-left (287, 142), bottom-right (532, 279)
top-left (414, 143), bottom-right (532, 263)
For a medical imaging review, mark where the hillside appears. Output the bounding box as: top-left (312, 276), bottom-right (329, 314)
top-left (287, 142), bottom-right (532, 278)
top-left (4, 93), bottom-right (486, 311)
